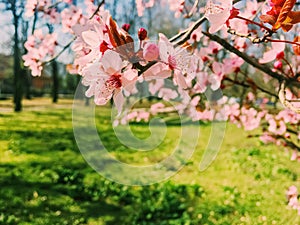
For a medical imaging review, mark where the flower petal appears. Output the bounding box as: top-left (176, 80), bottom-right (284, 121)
top-left (82, 30), bottom-right (99, 47)
top-left (174, 70), bottom-right (188, 89)
top-left (102, 50), bottom-right (123, 74)
top-left (113, 89), bottom-right (124, 115)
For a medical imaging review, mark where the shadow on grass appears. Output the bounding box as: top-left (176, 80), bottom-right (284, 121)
top-left (0, 164), bottom-right (125, 225)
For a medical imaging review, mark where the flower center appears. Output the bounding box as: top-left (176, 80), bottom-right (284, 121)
top-left (99, 41), bottom-right (110, 54)
top-left (205, 1), bottom-right (224, 15)
top-left (105, 74), bottom-right (122, 91)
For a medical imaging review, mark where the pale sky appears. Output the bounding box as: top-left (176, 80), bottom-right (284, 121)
top-left (0, 9), bottom-right (14, 55)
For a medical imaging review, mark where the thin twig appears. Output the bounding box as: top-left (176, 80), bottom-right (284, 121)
top-left (169, 16), bottom-right (206, 44)
top-left (281, 57), bottom-right (295, 78)
top-left (266, 38), bottom-right (300, 47)
top-left (89, 0), bottom-right (105, 19)
top-left (43, 37), bottom-right (76, 65)
top-left (31, 8), bottom-right (38, 35)
top-left (184, 0), bottom-right (199, 18)
top-left (225, 77), bottom-right (278, 98)
top-left (236, 15), bottom-right (273, 33)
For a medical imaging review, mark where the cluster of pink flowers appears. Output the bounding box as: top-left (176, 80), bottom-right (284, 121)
top-left (23, 0), bottom-right (98, 76)
top-left (287, 186), bottom-right (300, 215)
top-left (61, 6), bottom-right (86, 33)
top-left (136, 0), bottom-right (185, 17)
top-left (136, 0), bottom-right (156, 16)
top-left (22, 30), bottom-right (57, 76)
top-left (69, 9), bottom-right (201, 113)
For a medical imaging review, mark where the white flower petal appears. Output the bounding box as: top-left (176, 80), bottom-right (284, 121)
top-left (82, 30), bottom-right (100, 47)
top-left (102, 50), bottom-right (123, 74)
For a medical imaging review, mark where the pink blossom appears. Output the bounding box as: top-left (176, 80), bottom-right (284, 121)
top-left (259, 41), bottom-right (285, 64)
top-left (82, 50), bottom-right (137, 113)
top-left (25, 0), bottom-right (38, 17)
top-left (223, 57), bottom-right (244, 74)
top-left (227, 104), bottom-right (241, 125)
top-left (61, 6), bottom-right (86, 33)
top-left (71, 14), bottom-right (112, 74)
top-left (190, 27), bottom-right (204, 42)
top-left (167, 0), bottom-right (185, 18)
top-left (240, 107), bottom-right (263, 131)
top-left (195, 72), bottom-right (209, 93)
top-left (158, 33), bottom-right (197, 89)
top-left (136, 111), bottom-right (150, 122)
top-left (204, 0), bottom-right (233, 33)
top-left (247, 92), bottom-right (255, 101)
top-left (44, 8), bottom-right (60, 24)
top-left (150, 103), bottom-right (165, 114)
top-left (208, 62), bottom-right (224, 90)
top-left (239, 0), bottom-right (258, 19)
top-left (288, 196), bottom-right (299, 209)
top-left (22, 30), bottom-right (57, 76)
top-left (84, 0), bottom-right (100, 17)
top-left (136, 0), bottom-right (156, 16)
top-left (142, 62), bottom-right (172, 81)
top-left (190, 96), bottom-right (201, 107)
top-left (267, 116), bottom-right (287, 135)
top-left (148, 79), bottom-right (164, 95)
top-left (157, 88), bottom-right (178, 101)
top-left (260, 132), bottom-right (276, 144)
top-left (290, 151), bottom-right (299, 161)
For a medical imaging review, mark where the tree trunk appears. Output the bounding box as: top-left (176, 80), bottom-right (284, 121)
top-left (12, 1), bottom-right (22, 112)
top-left (23, 69), bottom-right (31, 99)
top-left (52, 60), bottom-right (59, 103)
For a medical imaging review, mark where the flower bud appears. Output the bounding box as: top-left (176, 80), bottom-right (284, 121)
top-left (122, 23), bottom-right (130, 32)
top-left (213, 48), bottom-right (219, 54)
top-left (274, 60), bottom-right (282, 70)
top-left (143, 43), bottom-right (159, 61)
top-left (138, 28), bottom-right (147, 41)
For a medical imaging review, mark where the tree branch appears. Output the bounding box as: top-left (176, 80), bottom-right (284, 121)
top-left (224, 77), bottom-right (278, 98)
top-left (202, 31), bottom-right (284, 82)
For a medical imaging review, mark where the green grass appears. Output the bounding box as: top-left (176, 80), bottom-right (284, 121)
top-left (0, 98), bottom-right (300, 224)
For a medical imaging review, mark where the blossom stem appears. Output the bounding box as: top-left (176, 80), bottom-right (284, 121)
top-left (42, 37), bottom-right (76, 65)
top-left (235, 15), bottom-right (273, 33)
top-left (281, 57), bottom-right (295, 78)
top-left (266, 38), bottom-right (300, 48)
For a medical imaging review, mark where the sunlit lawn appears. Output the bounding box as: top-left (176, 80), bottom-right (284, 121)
top-left (0, 98), bottom-right (300, 225)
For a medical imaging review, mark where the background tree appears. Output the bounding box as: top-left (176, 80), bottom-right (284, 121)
top-left (0, 0), bottom-right (25, 111)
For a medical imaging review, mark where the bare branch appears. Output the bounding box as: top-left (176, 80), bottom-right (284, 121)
top-left (89, 0), bottom-right (105, 19)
